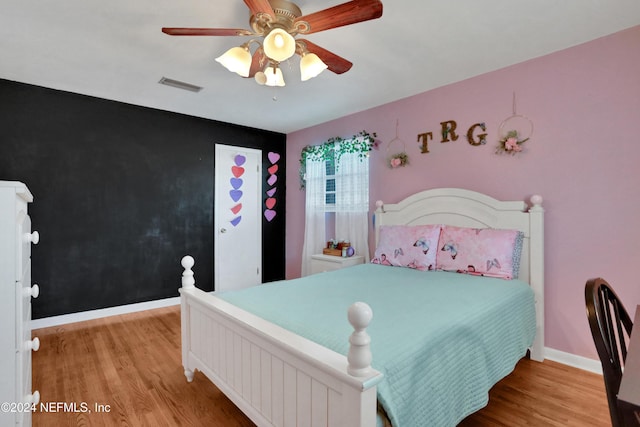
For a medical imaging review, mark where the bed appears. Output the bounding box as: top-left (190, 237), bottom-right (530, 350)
top-left (178, 188), bottom-right (544, 426)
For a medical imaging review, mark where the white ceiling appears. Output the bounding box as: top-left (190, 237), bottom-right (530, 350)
top-left (2, 1), bottom-right (639, 134)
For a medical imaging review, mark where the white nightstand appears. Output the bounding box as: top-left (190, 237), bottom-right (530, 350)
top-left (310, 254), bottom-right (365, 275)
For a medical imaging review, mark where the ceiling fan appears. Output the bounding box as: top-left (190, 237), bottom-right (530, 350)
top-left (162, 0), bottom-right (383, 86)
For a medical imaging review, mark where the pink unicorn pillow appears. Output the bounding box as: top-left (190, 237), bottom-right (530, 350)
top-left (372, 225), bottom-right (441, 271)
top-left (436, 225), bottom-right (524, 279)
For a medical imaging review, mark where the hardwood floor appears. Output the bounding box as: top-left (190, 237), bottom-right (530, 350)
top-left (32, 306), bottom-right (610, 426)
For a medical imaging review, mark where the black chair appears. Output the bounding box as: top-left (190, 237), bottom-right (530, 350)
top-left (585, 277), bottom-right (634, 427)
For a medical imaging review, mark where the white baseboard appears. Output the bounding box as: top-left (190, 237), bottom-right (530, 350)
top-left (31, 297), bottom-right (180, 330)
top-left (544, 347), bottom-right (603, 375)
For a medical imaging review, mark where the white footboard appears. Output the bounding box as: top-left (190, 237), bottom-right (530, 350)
top-left (180, 256), bottom-right (383, 427)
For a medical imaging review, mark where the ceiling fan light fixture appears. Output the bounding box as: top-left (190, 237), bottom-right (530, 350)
top-left (264, 65), bottom-right (286, 87)
top-left (215, 45), bottom-right (252, 77)
top-left (163, 0), bottom-right (385, 86)
top-left (262, 28), bottom-right (296, 62)
top-left (300, 52), bottom-right (328, 81)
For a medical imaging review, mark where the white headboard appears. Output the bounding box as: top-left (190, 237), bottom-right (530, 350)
top-left (374, 188), bottom-right (545, 361)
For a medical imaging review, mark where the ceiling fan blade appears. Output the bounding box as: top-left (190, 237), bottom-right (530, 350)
top-left (247, 47), bottom-right (267, 78)
top-left (162, 27), bottom-right (253, 36)
top-left (243, 0), bottom-right (275, 19)
top-left (294, 0), bottom-right (383, 35)
top-left (298, 39), bottom-right (353, 74)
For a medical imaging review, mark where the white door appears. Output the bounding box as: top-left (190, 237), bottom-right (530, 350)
top-left (214, 144), bottom-right (262, 291)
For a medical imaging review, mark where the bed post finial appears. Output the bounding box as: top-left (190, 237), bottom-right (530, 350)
top-left (375, 200), bottom-right (384, 213)
top-left (347, 302), bottom-right (373, 377)
top-left (181, 255), bottom-right (196, 289)
top-left (530, 195), bottom-right (543, 210)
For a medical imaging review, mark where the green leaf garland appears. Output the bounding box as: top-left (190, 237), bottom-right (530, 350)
top-left (299, 130), bottom-right (376, 189)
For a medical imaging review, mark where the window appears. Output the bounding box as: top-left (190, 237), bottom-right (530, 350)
top-left (300, 132), bottom-right (376, 275)
top-left (325, 155), bottom-right (336, 208)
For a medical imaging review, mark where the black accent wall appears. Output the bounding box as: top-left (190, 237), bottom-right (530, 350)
top-left (0, 79), bottom-right (286, 319)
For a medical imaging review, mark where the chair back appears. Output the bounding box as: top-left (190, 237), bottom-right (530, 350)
top-left (585, 277), bottom-right (634, 427)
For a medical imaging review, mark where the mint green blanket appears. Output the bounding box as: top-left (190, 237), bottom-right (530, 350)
top-left (219, 263), bottom-right (536, 427)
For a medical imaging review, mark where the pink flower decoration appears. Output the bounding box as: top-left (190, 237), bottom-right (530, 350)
top-left (390, 158), bottom-right (402, 168)
top-left (505, 137), bottom-right (519, 151)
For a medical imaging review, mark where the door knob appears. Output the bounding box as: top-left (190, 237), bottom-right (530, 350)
top-left (27, 390), bottom-right (40, 405)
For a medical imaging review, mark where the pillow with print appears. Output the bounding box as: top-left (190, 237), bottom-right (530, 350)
top-left (372, 225), bottom-right (441, 271)
top-left (436, 225), bottom-right (524, 279)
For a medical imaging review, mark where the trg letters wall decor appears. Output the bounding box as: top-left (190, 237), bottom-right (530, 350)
top-left (417, 120), bottom-right (487, 154)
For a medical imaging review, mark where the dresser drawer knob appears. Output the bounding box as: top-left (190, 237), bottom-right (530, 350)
top-left (27, 284), bottom-right (40, 299)
top-left (27, 390), bottom-right (40, 405)
top-left (26, 337), bottom-right (40, 352)
top-left (23, 231), bottom-right (39, 245)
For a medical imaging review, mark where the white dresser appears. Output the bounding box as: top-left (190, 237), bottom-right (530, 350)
top-left (0, 181), bottom-right (40, 426)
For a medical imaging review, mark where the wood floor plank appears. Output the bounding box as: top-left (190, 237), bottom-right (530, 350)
top-left (32, 306), bottom-right (610, 426)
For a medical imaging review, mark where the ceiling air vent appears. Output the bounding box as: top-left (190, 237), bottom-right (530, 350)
top-left (158, 77), bottom-right (202, 93)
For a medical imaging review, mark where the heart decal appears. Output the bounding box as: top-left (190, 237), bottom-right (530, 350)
top-left (230, 216), bottom-right (242, 227)
top-left (230, 203), bottom-right (242, 215)
top-left (230, 177), bottom-right (243, 189)
top-left (268, 164), bottom-right (278, 175)
top-left (229, 189), bottom-right (243, 202)
top-left (268, 152), bottom-right (280, 164)
top-left (266, 187), bottom-right (277, 197)
top-left (264, 210), bottom-right (276, 222)
top-left (231, 166), bottom-right (245, 178)
top-left (265, 198), bottom-right (276, 209)
top-left (267, 174), bottom-right (277, 186)
top-left (234, 154), bottom-right (246, 166)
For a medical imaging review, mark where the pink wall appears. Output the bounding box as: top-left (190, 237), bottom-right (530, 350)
top-left (285, 26), bottom-right (640, 361)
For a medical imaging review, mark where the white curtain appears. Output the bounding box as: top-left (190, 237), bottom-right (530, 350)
top-left (301, 158), bottom-right (326, 276)
top-left (335, 150), bottom-right (370, 262)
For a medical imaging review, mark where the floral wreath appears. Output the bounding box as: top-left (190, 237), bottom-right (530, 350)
top-left (496, 130), bottom-right (529, 154)
top-left (386, 120), bottom-right (408, 169)
top-left (496, 107), bottom-right (533, 155)
top-left (387, 151), bottom-right (408, 168)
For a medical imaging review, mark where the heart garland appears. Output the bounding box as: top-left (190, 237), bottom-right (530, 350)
top-left (229, 154), bottom-right (246, 226)
top-left (264, 152), bottom-right (279, 222)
